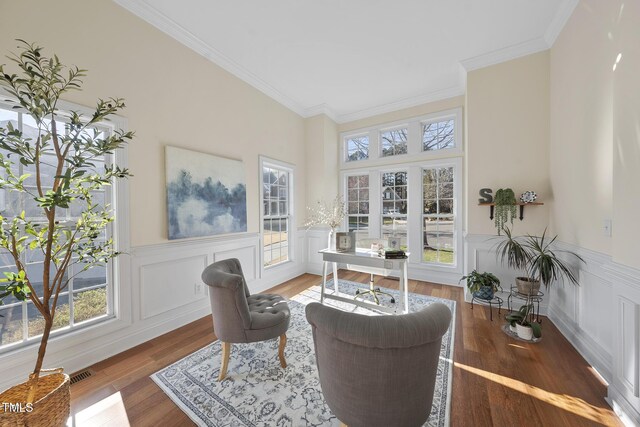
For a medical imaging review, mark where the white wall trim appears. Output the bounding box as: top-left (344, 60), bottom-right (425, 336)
top-left (460, 37), bottom-right (549, 72)
top-left (304, 104), bottom-right (338, 122)
top-left (544, 0), bottom-right (579, 47)
top-left (112, 0), bottom-right (306, 118)
top-left (335, 86), bottom-right (465, 124)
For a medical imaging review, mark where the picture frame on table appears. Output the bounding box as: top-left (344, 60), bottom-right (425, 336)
top-left (336, 231), bottom-right (356, 253)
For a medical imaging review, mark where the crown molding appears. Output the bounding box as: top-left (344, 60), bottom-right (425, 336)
top-left (544, 0), bottom-right (579, 47)
top-left (303, 104), bottom-right (337, 122)
top-left (112, 0), bottom-right (307, 117)
top-left (460, 37), bottom-right (549, 72)
top-left (335, 85), bottom-right (465, 124)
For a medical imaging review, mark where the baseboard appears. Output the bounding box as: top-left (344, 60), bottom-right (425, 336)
top-left (547, 303), bottom-right (612, 382)
top-left (607, 387), bottom-right (640, 427)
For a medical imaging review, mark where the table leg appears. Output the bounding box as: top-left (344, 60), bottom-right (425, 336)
top-left (321, 261), bottom-right (328, 304)
top-left (332, 262), bottom-right (339, 295)
top-left (402, 261), bottom-right (409, 313)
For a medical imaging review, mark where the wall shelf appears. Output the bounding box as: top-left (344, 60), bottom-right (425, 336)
top-left (478, 202), bottom-right (543, 221)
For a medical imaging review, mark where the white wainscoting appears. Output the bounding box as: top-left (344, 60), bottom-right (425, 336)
top-left (464, 234), bottom-right (640, 426)
top-left (0, 231), bottom-right (307, 391)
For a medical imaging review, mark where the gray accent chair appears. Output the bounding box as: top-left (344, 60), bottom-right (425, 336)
top-left (201, 258), bottom-right (290, 381)
top-left (305, 301), bottom-right (452, 427)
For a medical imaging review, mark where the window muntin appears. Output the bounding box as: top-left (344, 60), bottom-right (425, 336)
top-left (0, 106), bottom-right (114, 350)
top-left (422, 167), bottom-right (455, 265)
top-left (422, 119), bottom-right (455, 151)
top-left (380, 127), bottom-right (408, 157)
top-left (381, 171), bottom-right (408, 250)
top-left (262, 166), bottom-right (291, 267)
top-left (345, 135), bottom-right (369, 162)
top-left (347, 175), bottom-right (369, 248)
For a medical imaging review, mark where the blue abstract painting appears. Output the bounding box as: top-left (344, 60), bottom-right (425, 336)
top-left (165, 146), bottom-right (247, 239)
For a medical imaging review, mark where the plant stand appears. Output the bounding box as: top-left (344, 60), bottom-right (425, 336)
top-left (507, 286), bottom-right (544, 323)
top-left (501, 324), bottom-right (542, 343)
top-left (471, 294), bottom-right (503, 321)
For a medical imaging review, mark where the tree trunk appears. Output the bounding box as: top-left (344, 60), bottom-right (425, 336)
top-left (32, 314), bottom-right (53, 377)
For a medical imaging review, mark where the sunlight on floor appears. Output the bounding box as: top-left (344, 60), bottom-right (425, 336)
top-left (69, 391), bottom-right (130, 427)
top-left (455, 362), bottom-right (614, 424)
top-left (507, 343), bottom-right (529, 350)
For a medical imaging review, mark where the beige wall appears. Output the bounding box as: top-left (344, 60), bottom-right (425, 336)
top-left (611, 0), bottom-right (640, 269)
top-left (466, 51), bottom-right (551, 236)
top-left (0, 0), bottom-right (306, 247)
top-left (304, 115), bottom-right (338, 204)
top-left (549, 1), bottom-right (615, 255)
top-left (338, 97), bottom-right (464, 134)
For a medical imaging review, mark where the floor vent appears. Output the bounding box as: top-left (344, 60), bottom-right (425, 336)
top-left (70, 369), bottom-right (94, 384)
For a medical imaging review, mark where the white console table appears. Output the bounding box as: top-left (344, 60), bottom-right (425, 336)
top-left (319, 248), bottom-right (409, 314)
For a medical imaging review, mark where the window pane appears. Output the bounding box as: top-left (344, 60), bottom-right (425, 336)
top-left (380, 128), bottom-right (408, 157)
top-left (422, 167), bottom-right (456, 266)
top-left (262, 165), bottom-right (291, 267)
top-left (0, 304), bottom-right (23, 346)
top-left (346, 136), bottom-right (369, 162)
top-left (28, 293), bottom-right (69, 338)
top-left (422, 119), bottom-right (455, 151)
top-left (346, 174), bottom-right (369, 237)
top-left (73, 286), bottom-right (107, 324)
top-left (73, 262), bottom-right (107, 291)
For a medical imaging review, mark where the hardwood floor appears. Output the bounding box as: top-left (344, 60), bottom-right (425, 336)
top-left (69, 272), bottom-right (622, 426)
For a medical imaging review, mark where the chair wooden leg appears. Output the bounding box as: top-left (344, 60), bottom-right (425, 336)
top-left (218, 341), bottom-right (231, 381)
top-left (278, 334), bottom-right (287, 368)
top-left (340, 422), bottom-right (348, 427)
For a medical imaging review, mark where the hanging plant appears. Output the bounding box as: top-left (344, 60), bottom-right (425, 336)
top-left (494, 188), bottom-right (517, 234)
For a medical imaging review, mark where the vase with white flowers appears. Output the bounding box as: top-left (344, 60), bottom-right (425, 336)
top-left (304, 196), bottom-right (346, 250)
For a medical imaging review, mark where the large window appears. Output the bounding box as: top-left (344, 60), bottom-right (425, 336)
top-left (262, 161), bottom-right (293, 268)
top-left (0, 105), bottom-right (116, 349)
top-left (381, 171), bottom-right (408, 249)
top-left (423, 167), bottom-right (455, 264)
top-left (340, 108), bottom-right (463, 273)
top-left (347, 175), bottom-right (369, 244)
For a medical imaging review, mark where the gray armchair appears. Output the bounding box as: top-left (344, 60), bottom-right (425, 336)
top-left (201, 258), bottom-right (290, 381)
top-left (305, 301), bottom-right (452, 427)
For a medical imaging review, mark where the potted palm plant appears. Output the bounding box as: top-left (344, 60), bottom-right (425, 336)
top-left (460, 270), bottom-right (501, 300)
top-left (0, 41), bottom-right (133, 426)
top-left (496, 227), bottom-right (584, 340)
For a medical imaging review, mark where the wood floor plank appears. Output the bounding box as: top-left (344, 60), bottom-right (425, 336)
top-left (70, 272), bottom-right (622, 426)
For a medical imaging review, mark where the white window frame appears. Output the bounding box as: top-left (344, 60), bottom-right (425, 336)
top-left (343, 133), bottom-right (371, 163)
top-left (339, 107), bottom-right (464, 275)
top-left (259, 156), bottom-right (295, 271)
top-left (0, 97), bottom-right (130, 354)
top-left (340, 108), bottom-right (463, 170)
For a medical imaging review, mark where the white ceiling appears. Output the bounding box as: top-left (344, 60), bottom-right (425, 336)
top-left (114, 0), bottom-right (578, 123)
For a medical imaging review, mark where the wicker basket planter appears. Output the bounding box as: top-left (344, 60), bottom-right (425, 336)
top-left (0, 369), bottom-right (70, 427)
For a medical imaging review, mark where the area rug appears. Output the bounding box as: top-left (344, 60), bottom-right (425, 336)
top-left (151, 280), bottom-right (456, 427)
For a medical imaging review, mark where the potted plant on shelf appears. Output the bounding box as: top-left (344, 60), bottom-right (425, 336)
top-left (459, 270), bottom-right (501, 300)
top-left (493, 188), bottom-right (517, 235)
top-left (0, 41), bottom-right (133, 426)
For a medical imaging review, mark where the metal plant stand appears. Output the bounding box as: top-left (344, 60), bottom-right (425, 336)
top-left (507, 286), bottom-right (544, 323)
top-left (471, 294), bottom-right (503, 321)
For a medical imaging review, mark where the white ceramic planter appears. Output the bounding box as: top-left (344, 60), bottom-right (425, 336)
top-left (509, 323), bottom-right (517, 333)
top-left (515, 323), bottom-right (534, 341)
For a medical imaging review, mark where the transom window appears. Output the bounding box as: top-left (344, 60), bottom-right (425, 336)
top-left (262, 162), bottom-right (293, 268)
top-left (422, 119), bottom-right (454, 151)
top-left (380, 128), bottom-right (408, 157)
top-left (345, 135), bottom-right (369, 162)
top-left (0, 106), bottom-right (114, 349)
top-left (423, 167), bottom-right (455, 264)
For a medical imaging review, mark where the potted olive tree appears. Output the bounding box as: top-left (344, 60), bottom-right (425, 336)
top-left (0, 40), bottom-right (133, 426)
top-left (495, 227), bottom-right (584, 340)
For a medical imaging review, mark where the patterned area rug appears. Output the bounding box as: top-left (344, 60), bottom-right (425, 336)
top-left (151, 280), bottom-right (456, 427)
